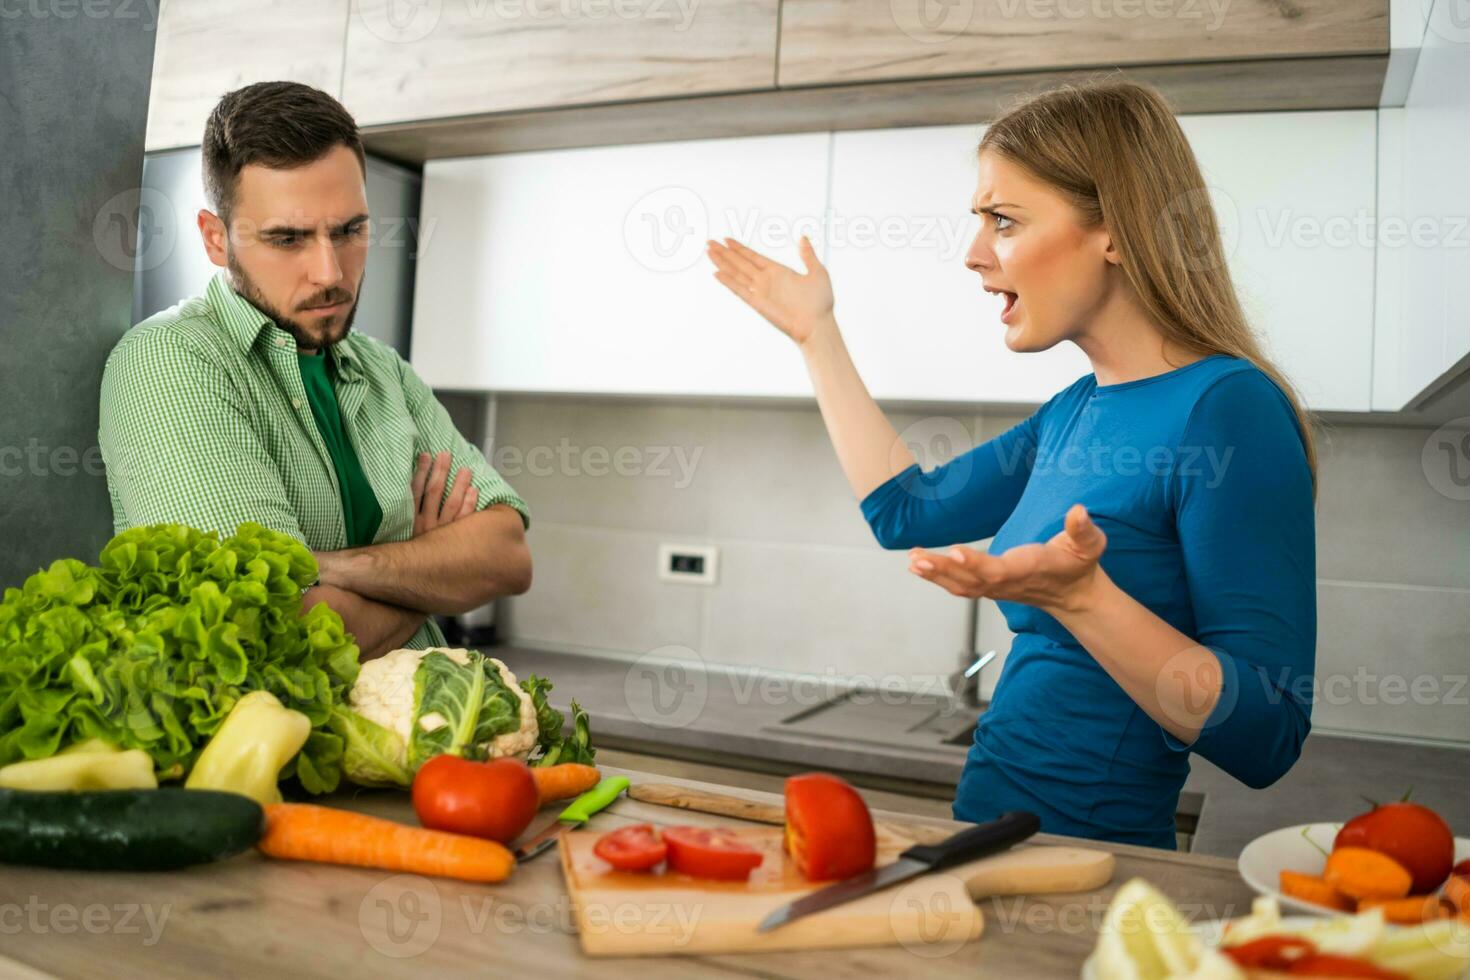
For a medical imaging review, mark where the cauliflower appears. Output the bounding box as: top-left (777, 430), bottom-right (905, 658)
top-left (332, 646), bottom-right (544, 787)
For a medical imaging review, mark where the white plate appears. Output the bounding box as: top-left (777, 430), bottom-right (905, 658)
top-left (1238, 823), bottom-right (1470, 916)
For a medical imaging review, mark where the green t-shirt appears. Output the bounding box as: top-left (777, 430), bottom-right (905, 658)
top-left (298, 350), bottom-right (382, 548)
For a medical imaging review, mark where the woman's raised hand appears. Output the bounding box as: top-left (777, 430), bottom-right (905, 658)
top-left (707, 235), bottom-right (834, 347)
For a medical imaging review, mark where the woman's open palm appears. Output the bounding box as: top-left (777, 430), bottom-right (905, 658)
top-left (707, 235), bottom-right (833, 346)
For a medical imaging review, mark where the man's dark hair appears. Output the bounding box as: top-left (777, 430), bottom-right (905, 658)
top-left (202, 81), bottom-right (366, 223)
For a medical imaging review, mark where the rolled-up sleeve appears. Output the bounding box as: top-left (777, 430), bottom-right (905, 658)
top-left (1163, 369), bottom-right (1316, 788)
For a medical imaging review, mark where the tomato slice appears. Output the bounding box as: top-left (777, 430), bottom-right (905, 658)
top-left (1222, 935), bottom-right (1316, 970)
top-left (784, 772), bottom-right (876, 881)
top-left (1286, 953), bottom-right (1407, 978)
top-left (593, 823), bottom-right (667, 872)
top-left (662, 826), bottom-right (764, 881)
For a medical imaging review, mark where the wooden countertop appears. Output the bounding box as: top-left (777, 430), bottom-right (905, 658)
top-left (0, 766), bottom-right (1261, 978)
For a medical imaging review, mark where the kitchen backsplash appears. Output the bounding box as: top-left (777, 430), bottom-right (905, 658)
top-left (442, 393), bottom-right (1470, 747)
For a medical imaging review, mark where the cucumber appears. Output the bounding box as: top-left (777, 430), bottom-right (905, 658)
top-left (0, 788), bottom-right (264, 871)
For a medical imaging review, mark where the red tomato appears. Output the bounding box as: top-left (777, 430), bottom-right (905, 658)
top-left (412, 755), bottom-right (539, 844)
top-left (662, 826), bottom-right (764, 881)
top-left (593, 824), bottom-right (667, 872)
top-left (1334, 802), bottom-right (1456, 894)
top-left (1286, 953), bottom-right (1407, 978)
top-left (1222, 935), bottom-right (1316, 970)
top-left (1453, 859), bottom-right (1470, 880)
top-left (783, 772), bottom-right (877, 881)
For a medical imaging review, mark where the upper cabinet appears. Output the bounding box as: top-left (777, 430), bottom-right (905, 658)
top-left (145, 0), bottom-right (350, 151)
top-left (1372, 0), bottom-right (1470, 412)
top-left (413, 110), bottom-right (1377, 411)
top-left (411, 133), bottom-right (828, 397)
top-left (342, 0), bottom-right (779, 128)
top-left (779, 0), bottom-right (1387, 86)
top-left (824, 111), bottom-right (1376, 411)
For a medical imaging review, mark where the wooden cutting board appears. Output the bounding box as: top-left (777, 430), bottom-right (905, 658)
top-left (560, 823), bottom-right (1115, 956)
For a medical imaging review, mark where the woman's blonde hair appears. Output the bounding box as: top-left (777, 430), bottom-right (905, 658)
top-left (977, 78), bottom-right (1318, 492)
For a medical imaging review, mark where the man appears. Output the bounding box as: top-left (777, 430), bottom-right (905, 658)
top-left (99, 81), bottom-right (531, 660)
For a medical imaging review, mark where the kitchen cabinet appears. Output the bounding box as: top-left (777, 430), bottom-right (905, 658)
top-left (1371, 0), bottom-right (1470, 411)
top-left (778, 0), bottom-right (1387, 88)
top-left (410, 133), bottom-right (828, 396)
top-left (825, 112), bottom-right (1377, 411)
top-left (144, 0), bottom-right (350, 151)
top-left (343, 0), bottom-right (778, 128)
top-left (414, 111), bottom-right (1378, 409)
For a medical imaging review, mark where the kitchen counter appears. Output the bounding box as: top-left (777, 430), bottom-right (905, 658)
top-left (492, 646), bottom-right (1470, 860)
top-left (0, 765), bottom-right (1260, 978)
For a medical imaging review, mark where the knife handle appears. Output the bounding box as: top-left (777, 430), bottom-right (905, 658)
top-left (898, 810), bottom-right (1040, 870)
top-left (558, 776), bottom-right (630, 823)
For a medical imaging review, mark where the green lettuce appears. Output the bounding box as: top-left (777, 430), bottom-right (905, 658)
top-left (0, 522), bottom-right (360, 790)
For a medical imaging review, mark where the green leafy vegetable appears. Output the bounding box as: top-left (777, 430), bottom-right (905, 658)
top-left (409, 650), bottom-right (523, 769)
top-left (0, 522), bottom-right (360, 790)
top-left (519, 675), bottom-right (595, 768)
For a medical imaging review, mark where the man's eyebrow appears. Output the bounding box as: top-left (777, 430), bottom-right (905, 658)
top-left (260, 213), bottom-right (371, 236)
top-left (971, 202), bottom-right (1023, 215)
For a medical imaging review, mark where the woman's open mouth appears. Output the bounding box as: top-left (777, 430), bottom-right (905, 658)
top-left (985, 285), bottom-right (1020, 324)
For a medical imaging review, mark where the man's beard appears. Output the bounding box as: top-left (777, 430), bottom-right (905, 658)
top-left (227, 253), bottom-right (360, 352)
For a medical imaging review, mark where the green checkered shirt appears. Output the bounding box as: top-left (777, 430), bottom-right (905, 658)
top-left (98, 271), bottom-right (529, 650)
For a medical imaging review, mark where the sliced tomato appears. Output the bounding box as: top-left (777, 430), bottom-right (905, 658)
top-left (783, 772), bottom-right (876, 881)
top-left (593, 823), bottom-right (667, 872)
top-left (662, 826), bottom-right (764, 881)
top-left (1286, 953), bottom-right (1407, 978)
top-left (1222, 935), bottom-right (1316, 970)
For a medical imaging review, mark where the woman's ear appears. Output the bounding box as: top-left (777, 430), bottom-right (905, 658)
top-left (1099, 226), bottom-right (1125, 267)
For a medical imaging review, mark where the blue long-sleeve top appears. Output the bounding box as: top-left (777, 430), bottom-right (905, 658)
top-left (861, 354), bottom-right (1316, 848)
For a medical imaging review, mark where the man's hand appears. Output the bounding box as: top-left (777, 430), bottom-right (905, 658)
top-left (413, 450), bottom-right (478, 535)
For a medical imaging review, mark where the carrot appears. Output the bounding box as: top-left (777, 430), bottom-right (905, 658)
top-left (258, 803), bottom-right (514, 883)
top-left (1445, 874), bottom-right (1470, 919)
top-left (1324, 847), bottom-right (1413, 901)
top-left (1358, 894), bottom-right (1448, 924)
top-left (532, 763), bottom-right (600, 802)
top-left (1280, 869), bottom-right (1356, 912)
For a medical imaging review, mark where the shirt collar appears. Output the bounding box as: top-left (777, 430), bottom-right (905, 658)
top-left (207, 270), bottom-right (364, 383)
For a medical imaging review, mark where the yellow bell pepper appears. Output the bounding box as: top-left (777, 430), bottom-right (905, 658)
top-left (0, 739), bottom-right (158, 790)
top-left (185, 690), bottom-right (311, 806)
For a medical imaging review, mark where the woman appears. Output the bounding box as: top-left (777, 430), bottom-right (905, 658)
top-left (707, 81), bottom-right (1317, 850)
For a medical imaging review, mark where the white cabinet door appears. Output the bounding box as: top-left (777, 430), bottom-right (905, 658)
top-left (1180, 111), bottom-right (1377, 413)
top-left (1377, 2), bottom-right (1470, 410)
top-left (825, 125), bottom-right (1092, 406)
top-left (412, 134), bottom-right (829, 397)
top-left (825, 112), bottom-right (1377, 411)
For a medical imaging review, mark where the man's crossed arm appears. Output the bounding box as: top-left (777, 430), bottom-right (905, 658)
top-left (303, 451), bottom-right (533, 660)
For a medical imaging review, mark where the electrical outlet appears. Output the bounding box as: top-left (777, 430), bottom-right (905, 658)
top-left (658, 544), bottom-right (718, 585)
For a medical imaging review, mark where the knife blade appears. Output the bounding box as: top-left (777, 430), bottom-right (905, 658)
top-left (757, 810), bottom-right (1040, 932)
top-left (514, 775), bottom-right (630, 863)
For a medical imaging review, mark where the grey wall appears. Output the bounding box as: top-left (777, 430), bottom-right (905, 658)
top-left (0, 7), bottom-right (158, 587)
top-left (460, 395), bottom-right (1470, 747)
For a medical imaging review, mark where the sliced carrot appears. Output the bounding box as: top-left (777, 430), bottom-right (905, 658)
top-left (259, 803), bottom-right (514, 883)
top-left (1280, 869), bottom-right (1356, 912)
top-left (1324, 847), bottom-right (1414, 901)
top-left (532, 763), bottom-right (601, 802)
top-left (1445, 874), bottom-right (1470, 919)
top-left (1358, 894), bottom-right (1448, 924)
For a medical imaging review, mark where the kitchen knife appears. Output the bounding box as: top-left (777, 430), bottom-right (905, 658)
top-left (514, 775), bottom-right (631, 863)
top-left (757, 810), bottom-right (1041, 932)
